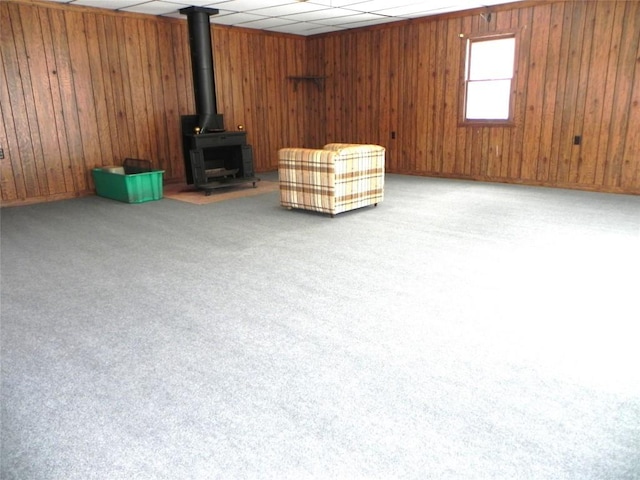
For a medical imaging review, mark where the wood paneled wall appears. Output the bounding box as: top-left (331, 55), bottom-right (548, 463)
top-left (211, 27), bottom-right (308, 175)
top-left (307, 0), bottom-right (640, 193)
top-left (0, 0), bottom-right (307, 205)
top-left (1, 0), bottom-right (638, 205)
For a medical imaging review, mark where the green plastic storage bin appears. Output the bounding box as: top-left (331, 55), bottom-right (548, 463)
top-left (92, 167), bottom-right (164, 203)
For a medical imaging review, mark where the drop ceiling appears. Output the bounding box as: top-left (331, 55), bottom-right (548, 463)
top-left (44, 0), bottom-right (523, 36)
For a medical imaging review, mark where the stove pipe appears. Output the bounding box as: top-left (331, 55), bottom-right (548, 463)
top-left (179, 6), bottom-right (220, 132)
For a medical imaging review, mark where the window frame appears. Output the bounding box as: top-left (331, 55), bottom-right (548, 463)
top-left (459, 30), bottom-right (519, 127)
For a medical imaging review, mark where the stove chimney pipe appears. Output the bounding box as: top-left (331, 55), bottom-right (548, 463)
top-left (179, 7), bottom-right (219, 127)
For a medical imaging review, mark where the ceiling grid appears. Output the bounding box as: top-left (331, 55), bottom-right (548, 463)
top-left (43, 0), bottom-right (523, 35)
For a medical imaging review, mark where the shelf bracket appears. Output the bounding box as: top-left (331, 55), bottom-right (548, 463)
top-left (287, 76), bottom-right (326, 92)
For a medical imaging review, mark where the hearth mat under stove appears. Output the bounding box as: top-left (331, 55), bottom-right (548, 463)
top-left (163, 180), bottom-right (279, 205)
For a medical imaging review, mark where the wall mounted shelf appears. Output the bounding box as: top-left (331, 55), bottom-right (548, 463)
top-left (287, 76), bottom-right (326, 91)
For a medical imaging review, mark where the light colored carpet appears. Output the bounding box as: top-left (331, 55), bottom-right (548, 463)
top-left (1, 173), bottom-right (639, 479)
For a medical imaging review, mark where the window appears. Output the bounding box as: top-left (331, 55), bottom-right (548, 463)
top-left (463, 34), bottom-right (516, 124)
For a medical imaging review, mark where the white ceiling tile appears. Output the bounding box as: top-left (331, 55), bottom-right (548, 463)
top-left (164, 0), bottom-right (223, 5)
top-left (302, 24), bottom-right (347, 35)
top-left (238, 17), bottom-right (298, 28)
top-left (342, 0), bottom-right (412, 12)
top-left (209, 12), bottom-right (269, 25)
top-left (120, 1), bottom-right (186, 15)
top-left (338, 15), bottom-right (401, 28)
top-left (266, 21), bottom-right (338, 35)
top-left (473, 0), bottom-right (508, 4)
top-left (207, 0), bottom-right (289, 11)
top-left (249, 3), bottom-right (328, 17)
top-left (279, 7), bottom-right (362, 22)
top-left (71, 0), bottom-right (147, 8)
top-left (375, 3), bottom-right (456, 17)
top-left (306, 0), bottom-right (370, 6)
top-left (400, 5), bottom-right (481, 18)
top-left (307, 25), bottom-right (344, 35)
top-left (46, 0), bottom-right (524, 35)
top-left (345, 0), bottom-right (522, 17)
top-left (313, 12), bottom-right (387, 27)
top-left (199, 8), bottom-right (235, 20)
top-left (161, 11), bottom-right (185, 19)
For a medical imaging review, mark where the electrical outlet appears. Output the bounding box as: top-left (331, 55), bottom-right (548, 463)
top-left (573, 135), bottom-right (581, 145)
top-left (0, 148), bottom-right (4, 160)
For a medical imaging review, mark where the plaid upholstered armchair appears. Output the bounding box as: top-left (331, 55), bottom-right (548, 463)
top-left (278, 143), bottom-right (385, 217)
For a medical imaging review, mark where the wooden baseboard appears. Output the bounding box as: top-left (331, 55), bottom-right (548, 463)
top-left (392, 171), bottom-right (640, 196)
top-left (1, 190), bottom-right (94, 208)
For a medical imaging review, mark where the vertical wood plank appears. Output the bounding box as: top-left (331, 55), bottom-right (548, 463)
top-left (0, 6), bottom-right (23, 201)
top-left (10, 3), bottom-right (47, 196)
top-left (594, 0), bottom-right (626, 186)
top-left (305, 37), bottom-right (323, 147)
top-left (39, 7), bottom-right (75, 192)
top-left (0, 94), bottom-right (18, 201)
top-left (83, 12), bottom-right (113, 167)
top-left (425, 21), bottom-right (438, 173)
top-left (442, 17), bottom-right (460, 174)
top-left (211, 27), bottom-right (231, 121)
top-left (143, 20), bottom-right (170, 173)
top-left (286, 36), bottom-right (301, 146)
top-left (431, 19), bottom-right (447, 173)
top-left (172, 21), bottom-right (192, 115)
top-left (618, 1), bottom-right (640, 190)
top-left (101, 14), bottom-right (131, 163)
top-left (157, 20), bottom-right (183, 178)
top-left (24, 4), bottom-right (72, 194)
top-left (122, 17), bottom-right (152, 161)
top-left (240, 32), bottom-right (258, 161)
top-left (507, 7), bottom-right (532, 180)
top-left (369, 30), bottom-right (381, 148)
top-left (48, 6), bottom-right (85, 193)
top-left (535, 1), bottom-right (564, 183)
top-left (520, 4), bottom-right (551, 181)
top-left (400, 25), bottom-right (417, 172)
top-left (576, 0), bottom-right (616, 186)
top-left (568, 0), bottom-right (596, 184)
top-left (387, 27), bottom-right (400, 170)
top-left (555, 1), bottom-right (586, 184)
top-left (65, 8), bottom-right (101, 188)
top-left (415, 23), bottom-right (429, 173)
top-left (547, 1), bottom-right (573, 184)
top-left (94, 14), bottom-right (121, 166)
top-left (227, 28), bottom-right (245, 134)
top-left (377, 30), bottom-right (392, 158)
top-left (137, 18), bottom-right (161, 168)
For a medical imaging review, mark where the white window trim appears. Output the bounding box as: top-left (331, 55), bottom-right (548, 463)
top-left (460, 31), bottom-right (518, 126)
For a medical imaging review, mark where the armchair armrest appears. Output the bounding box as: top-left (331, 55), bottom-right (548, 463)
top-left (323, 143), bottom-right (386, 153)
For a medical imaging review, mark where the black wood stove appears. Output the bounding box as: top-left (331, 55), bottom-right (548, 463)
top-left (179, 7), bottom-right (259, 195)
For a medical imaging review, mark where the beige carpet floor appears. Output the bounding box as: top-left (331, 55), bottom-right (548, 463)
top-left (163, 180), bottom-right (279, 205)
